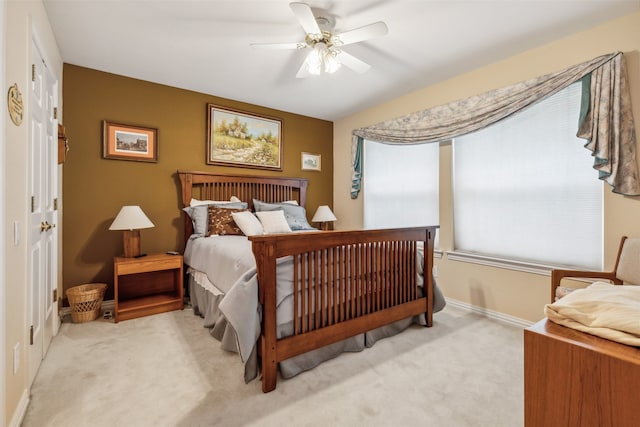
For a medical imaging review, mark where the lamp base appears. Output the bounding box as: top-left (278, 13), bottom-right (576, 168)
top-left (122, 230), bottom-right (141, 257)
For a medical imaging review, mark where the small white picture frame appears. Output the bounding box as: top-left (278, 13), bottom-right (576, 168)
top-left (301, 152), bottom-right (321, 171)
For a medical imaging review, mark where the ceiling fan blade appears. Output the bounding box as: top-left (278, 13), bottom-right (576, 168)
top-left (250, 42), bottom-right (303, 50)
top-left (290, 2), bottom-right (321, 35)
top-left (295, 57), bottom-right (311, 78)
top-left (336, 21), bottom-right (388, 46)
top-left (338, 51), bottom-right (371, 74)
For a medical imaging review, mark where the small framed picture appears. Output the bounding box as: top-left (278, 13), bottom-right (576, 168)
top-left (103, 121), bottom-right (158, 162)
top-left (301, 152), bottom-right (321, 171)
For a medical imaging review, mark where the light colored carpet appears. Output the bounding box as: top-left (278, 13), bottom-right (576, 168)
top-left (22, 304), bottom-right (524, 427)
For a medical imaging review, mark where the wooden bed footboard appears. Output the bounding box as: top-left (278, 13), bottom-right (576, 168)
top-left (250, 226), bottom-right (438, 393)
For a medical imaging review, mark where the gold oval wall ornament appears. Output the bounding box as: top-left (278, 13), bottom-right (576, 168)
top-left (8, 83), bottom-right (24, 126)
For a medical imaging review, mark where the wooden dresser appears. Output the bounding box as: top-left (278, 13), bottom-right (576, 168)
top-left (524, 318), bottom-right (640, 427)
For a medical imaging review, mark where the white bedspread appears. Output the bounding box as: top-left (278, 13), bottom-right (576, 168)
top-left (185, 235), bottom-right (304, 362)
top-left (544, 282), bottom-right (640, 346)
top-left (184, 235), bottom-right (255, 294)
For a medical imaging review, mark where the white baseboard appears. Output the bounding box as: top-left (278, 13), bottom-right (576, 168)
top-left (8, 388), bottom-right (29, 427)
top-left (62, 298), bottom-right (534, 328)
top-left (60, 299), bottom-right (115, 319)
top-left (445, 297), bottom-right (534, 329)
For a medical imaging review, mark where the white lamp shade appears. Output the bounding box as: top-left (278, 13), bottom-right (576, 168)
top-left (312, 205), bottom-right (337, 223)
top-left (109, 206), bottom-right (154, 230)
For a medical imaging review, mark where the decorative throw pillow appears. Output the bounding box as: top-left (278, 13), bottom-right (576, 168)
top-left (253, 199), bottom-right (315, 231)
top-left (231, 211), bottom-right (264, 236)
top-left (183, 201), bottom-right (248, 236)
top-left (206, 206), bottom-right (246, 236)
top-left (191, 196), bottom-right (243, 206)
top-left (190, 198), bottom-right (230, 207)
top-left (255, 210), bottom-right (292, 234)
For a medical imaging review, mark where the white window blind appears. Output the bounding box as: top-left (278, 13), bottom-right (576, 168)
top-left (453, 82), bottom-right (602, 269)
top-left (363, 141), bottom-right (439, 242)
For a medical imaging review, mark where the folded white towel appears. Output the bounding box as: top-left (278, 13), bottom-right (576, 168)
top-left (544, 281), bottom-right (640, 346)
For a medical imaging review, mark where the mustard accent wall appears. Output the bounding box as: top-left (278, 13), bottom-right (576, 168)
top-left (333, 11), bottom-right (640, 323)
top-left (62, 65), bottom-right (333, 299)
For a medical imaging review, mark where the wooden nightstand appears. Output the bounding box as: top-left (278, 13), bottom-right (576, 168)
top-left (113, 253), bottom-right (184, 322)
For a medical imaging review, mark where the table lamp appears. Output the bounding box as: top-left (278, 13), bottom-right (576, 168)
top-left (312, 205), bottom-right (337, 231)
top-left (109, 205), bottom-right (154, 257)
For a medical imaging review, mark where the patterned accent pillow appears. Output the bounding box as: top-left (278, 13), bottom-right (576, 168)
top-left (206, 206), bottom-right (246, 236)
top-left (183, 201), bottom-right (248, 236)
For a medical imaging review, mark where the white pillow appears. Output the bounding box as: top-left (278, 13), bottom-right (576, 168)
top-left (231, 211), bottom-right (264, 236)
top-left (190, 198), bottom-right (229, 207)
top-left (255, 210), bottom-right (292, 234)
top-left (190, 196), bottom-right (242, 207)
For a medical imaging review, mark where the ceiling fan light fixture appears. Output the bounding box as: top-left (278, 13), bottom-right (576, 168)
top-left (304, 42), bottom-right (341, 76)
top-left (323, 49), bottom-right (341, 74)
top-left (305, 42), bottom-right (325, 75)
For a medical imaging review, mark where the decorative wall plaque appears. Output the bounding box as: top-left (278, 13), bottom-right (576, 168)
top-left (7, 83), bottom-right (24, 126)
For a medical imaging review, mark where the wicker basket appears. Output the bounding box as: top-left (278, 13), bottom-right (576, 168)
top-left (66, 283), bottom-right (107, 323)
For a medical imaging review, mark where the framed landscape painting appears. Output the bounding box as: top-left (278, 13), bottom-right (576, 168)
top-left (103, 121), bottom-right (158, 162)
top-left (207, 104), bottom-right (282, 170)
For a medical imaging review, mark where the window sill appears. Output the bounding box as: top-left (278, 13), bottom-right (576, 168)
top-left (445, 251), bottom-right (556, 276)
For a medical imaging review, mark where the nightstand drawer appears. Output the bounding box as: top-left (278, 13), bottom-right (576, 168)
top-left (115, 255), bottom-right (182, 275)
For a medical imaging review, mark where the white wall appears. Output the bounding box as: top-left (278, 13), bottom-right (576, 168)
top-left (1, 0), bottom-right (8, 424)
top-left (4, 1), bottom-right (62, 425)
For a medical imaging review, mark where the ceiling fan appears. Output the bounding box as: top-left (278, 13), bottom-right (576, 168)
top-left (251, 2), bottom-right (388, 78)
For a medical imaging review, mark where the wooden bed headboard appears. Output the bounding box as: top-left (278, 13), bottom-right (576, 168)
top-left (177, 170), bottom-right (309, 241)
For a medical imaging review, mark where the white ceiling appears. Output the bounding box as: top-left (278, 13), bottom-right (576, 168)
top-left (43, 0), bottom-right (640, 122)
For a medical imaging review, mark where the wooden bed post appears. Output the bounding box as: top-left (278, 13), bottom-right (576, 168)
top-left (425, 227), bottom-right (435, 327)
top-left (252, 239), bottom-right (279, 392)
top-left (298, 180), bottom-right (308, 209)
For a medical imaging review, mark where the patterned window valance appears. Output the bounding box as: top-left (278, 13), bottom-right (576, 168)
top-left (351, 52), bottom-right (639, 198)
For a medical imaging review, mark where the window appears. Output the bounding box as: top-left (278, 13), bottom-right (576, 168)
top-left (363, 141), bottom-right (439, 242)
top-left (453, 82), bottom-right (602, 269)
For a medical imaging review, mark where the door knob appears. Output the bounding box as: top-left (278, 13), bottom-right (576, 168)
top-left (40, 221), bottom-right (52, 232)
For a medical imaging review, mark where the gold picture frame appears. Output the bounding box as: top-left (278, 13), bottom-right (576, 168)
top-left (301, 152), bottom-right (321, 171)
top-left (102, 121), bottom-right (158, 162)
top-left (207, 104), bottom-right (282, 170)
